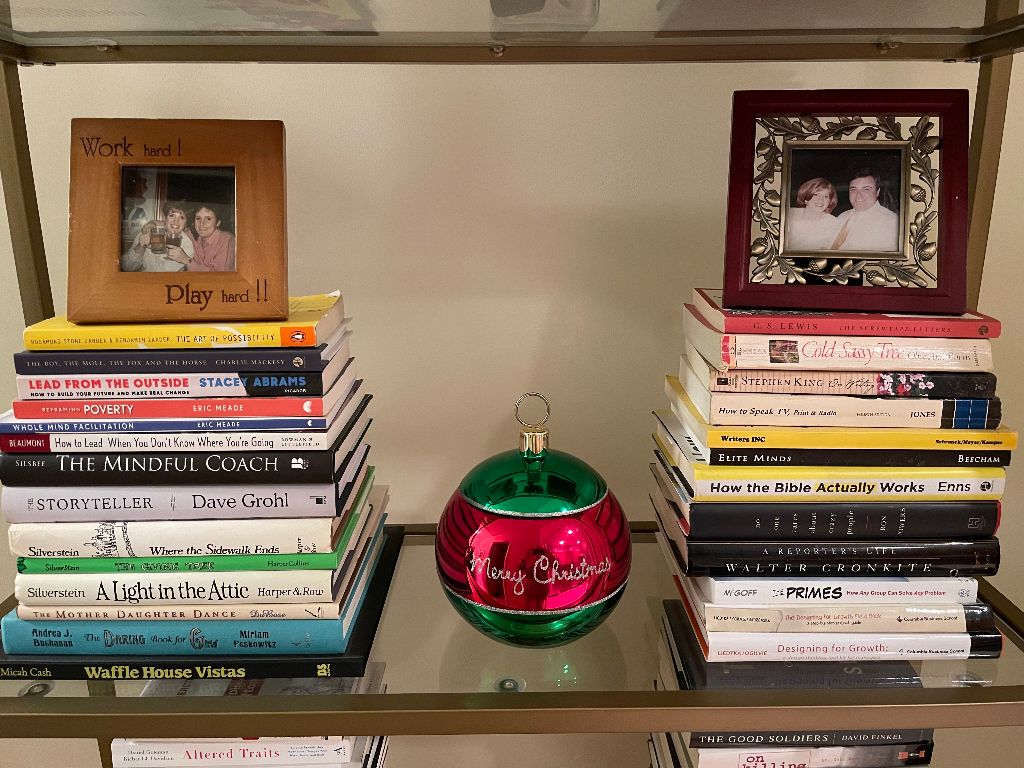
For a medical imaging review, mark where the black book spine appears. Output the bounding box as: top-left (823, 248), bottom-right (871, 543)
top-left (688, 729), bottom-right (934, 748)
top-left (0, 449), bottom-right (340, 485)
top-left (681, 539), bottom-right (1000, 577)
top-left (965, 602), bottom-right (996, 631)
top-left (889, 372), bottom-right (997, 398)
top-left (0, 527), bottom-right (402, 681)
top-left (13, 347), bottom-right (328, 374)
top-left (708, 448), bottom-right (1012, 468)
top-left (662, 600), bottom-right (926, 690)
top-left (686, 500), bottom-right (1000, 540)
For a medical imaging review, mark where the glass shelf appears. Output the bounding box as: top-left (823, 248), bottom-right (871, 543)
top-left (0, 1), bottom-right (1022, 64)
top-left (0, 524), bottom-right (1022, 738)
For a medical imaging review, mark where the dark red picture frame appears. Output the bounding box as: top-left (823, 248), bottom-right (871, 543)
top-left (722, 90), bottom-right (968, 314)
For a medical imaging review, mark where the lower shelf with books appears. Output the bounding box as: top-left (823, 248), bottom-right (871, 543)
top-left (1, 524), bottom-right (1024, 743)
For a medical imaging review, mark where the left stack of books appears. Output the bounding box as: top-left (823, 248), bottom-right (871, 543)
top-left (0, 292), bottom-right (397, 674)
top-left (650, 288), bottom-right (1016, 666)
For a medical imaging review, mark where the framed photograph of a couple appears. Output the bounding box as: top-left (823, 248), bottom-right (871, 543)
top-left (723, 90), bottom-right (969, 314)
top-left (67, 118), bottom-right (288, 324)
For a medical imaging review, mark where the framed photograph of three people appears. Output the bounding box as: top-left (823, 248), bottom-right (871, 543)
top-left (723, 90), bottom-right (969, 314)
top-left (67, 118), bottom-right (288, 323)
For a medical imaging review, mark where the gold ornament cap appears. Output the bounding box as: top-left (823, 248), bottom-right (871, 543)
top-left (515, 392), bottom-right (550, 455)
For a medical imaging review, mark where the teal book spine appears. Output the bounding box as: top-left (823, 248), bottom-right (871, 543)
top-left (0, 609), bottom-right (348, 655)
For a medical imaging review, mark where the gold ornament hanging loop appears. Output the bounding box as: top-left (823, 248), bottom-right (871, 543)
top-left (515, 392), bottom-right (550, 455)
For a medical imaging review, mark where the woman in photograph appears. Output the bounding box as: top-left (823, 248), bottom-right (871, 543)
top-left (120, 200), bottom-right (195, 273)
top-left (785, 177), bottom-right (841, 251)
top-left (171, 203), bottom-right (236, 272)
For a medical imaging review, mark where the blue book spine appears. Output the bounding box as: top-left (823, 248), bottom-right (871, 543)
top-left (0, 415), bottom-right (332, 434)
top-left (0, 609), bottom-right (347, 655)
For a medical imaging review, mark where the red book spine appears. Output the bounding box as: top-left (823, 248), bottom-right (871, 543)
top-left (717, 314), bottom-right (998, 338)
top-left (0, 435), bottom-right (49, 452)
top-left (12, 396), bottom-right (325, 420)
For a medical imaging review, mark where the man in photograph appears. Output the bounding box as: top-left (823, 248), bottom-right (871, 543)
top-left (830, 168), bottom-right (900, 252)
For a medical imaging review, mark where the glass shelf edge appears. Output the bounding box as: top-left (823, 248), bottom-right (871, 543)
top-left (0, 687), bottom-right (1021, 737)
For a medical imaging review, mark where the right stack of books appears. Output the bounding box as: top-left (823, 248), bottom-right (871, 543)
top-left (652, 287), bottom-right (1015, 666)
top-left (0, 291), bottom-right (397, 677)
top-left (649, 288), bottom-right (1018, 768)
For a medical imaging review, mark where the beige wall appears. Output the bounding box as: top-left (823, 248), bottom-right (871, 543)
top-left (0, 58), bottom-right (1020, 766)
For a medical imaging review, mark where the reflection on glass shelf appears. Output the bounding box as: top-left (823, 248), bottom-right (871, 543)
top-left (0, 0), bottom-right (991, 44)
top-left (0, 535), bottom-right (1022, 700)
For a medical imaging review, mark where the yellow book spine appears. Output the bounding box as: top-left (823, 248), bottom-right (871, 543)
top-left (665, 375), bottom-right (1018, 451)
top-left (23, 322), bottom-right (308, 351)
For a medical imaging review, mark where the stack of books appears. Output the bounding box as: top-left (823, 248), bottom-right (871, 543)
top-left (112, 663), bottom-right (389, 768)
top-left (650, 288), bottom-right (1017, 666)
top-left (649, 597), bottom-right (956, 768)
top-left (0, 292), bottom-right (398, 674)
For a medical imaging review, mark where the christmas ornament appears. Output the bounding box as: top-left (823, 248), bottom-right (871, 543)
top-left (436, 393), bottom-right (631, 647)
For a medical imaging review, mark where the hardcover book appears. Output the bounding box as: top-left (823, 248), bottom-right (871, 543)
top-left (0, 391), bottom-right (372, 455)
top-left (24, 292), bottom-right (345, 351)
top-left (0, 525), bottom-right (403, 680)
top-left (693, 287), bottom-right (1001, 338)
top-left (679, 353), bottom-right (1001, 429)
top-left (654, 412), bottom-right (1006, 502)
top-left (112, 662), bottom-right (386, 766)
top-left (0, 408), bottom-right (371, 487)
top-left (671, 535), bottom-right (1000, 577)
top-left (660, 600), bottom-right (976, 691)
top-left (665, 374), bottom-right (1019, 451)
top-left (677, 580), bottom-right (1002, 662)
top-left (683, 341), bottom-right (998, 398)
top-left (650, 452), bottom-right (1002, 540)
top-left (11, 358), bottom-right (356, 420)
top-left (13, 322), bottom-right (350, 376)
top-left (685, 302), bottom-right (995, 372)
top-left (678, 574), bottom-right (993, 633)
top-left (3, 511), bottom-right (388, 652)
top-left (8, 515), bottom-right (348, 558)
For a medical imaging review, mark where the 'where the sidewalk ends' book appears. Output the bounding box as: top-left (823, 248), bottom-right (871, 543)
top-left (2, 513), bottom-right (388, 654)
top-left (0, 527), bottom-right (403, 680)
top-left (684, 302), bottom-right (994, 372)
top-left (665, 374), bottom-right (1018, 451)
top-left (23, 292), bottom-right (344, 351)
top-left (692, 288), bottom-right (1001, 338)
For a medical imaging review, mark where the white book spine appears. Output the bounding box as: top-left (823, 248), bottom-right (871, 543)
top-left (704, 631), bottom-right (974, 661)
top-left (18, 374), bottom-right (256, 399)
top-left (8, 518), bottom-right (338, 558)
top-left (16, 602), bottom-right (341, 620)
top-left (1, 484), bottom-right (340, 522)
top-left (694, 576), bottom-right (979, 605)
top-left (14, 430), bottom-right (343, 453)
top-left (702, 392), bottom-right (991, 428)
top-left (692, 746), bottom-right (924, 768)
top-left (699, 603), bottom-right (969, 633)
top-left (111, 738), bottom-right (351, 766)
top-left (725, 335), bottom-right (993, 372)
top-left (690, 473), bottom-right (1004, 501)
top-left (683, 303), bottom-right (994, 372)
top-left (16, 569), bottom-right (337, 605)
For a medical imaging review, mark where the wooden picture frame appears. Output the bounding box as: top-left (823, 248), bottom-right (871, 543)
top-left (722, 90), bottom-right (968, 314)
top-left (67, 118), bottom-right (287, 323)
